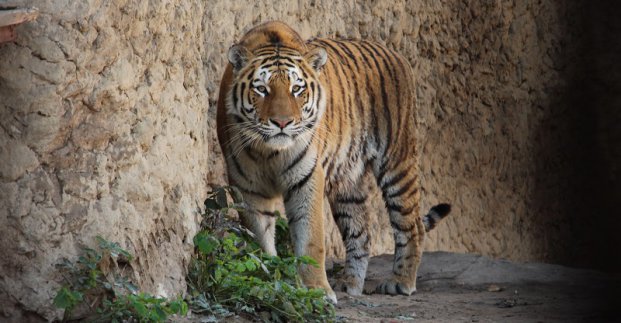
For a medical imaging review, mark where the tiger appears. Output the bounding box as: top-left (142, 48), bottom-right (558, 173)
top-left (216, 21), bottom-right (451, 304)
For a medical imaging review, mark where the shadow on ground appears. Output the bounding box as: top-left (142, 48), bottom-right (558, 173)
top-left (330, 252), bottom-right (621, 322)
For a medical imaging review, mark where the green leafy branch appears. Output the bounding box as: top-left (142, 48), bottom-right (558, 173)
top-left (187, 186), bottom-right (336, 322)
top-left (53, 236), bottom-right (187, 322)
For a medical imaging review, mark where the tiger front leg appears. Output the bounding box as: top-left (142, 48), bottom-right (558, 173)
top-left (330, 189), bottom-right (370, 296)
top-left (283, 165), bottom-right (337, 304)
top-left (238, 194), bottom-right (280, 256)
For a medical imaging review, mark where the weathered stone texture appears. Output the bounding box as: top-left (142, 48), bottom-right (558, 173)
top-left (201, 0), bottom-right (590, 263)
top-left (1, 0), bottom-right (208, 320)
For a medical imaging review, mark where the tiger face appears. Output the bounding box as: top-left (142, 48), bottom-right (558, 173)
top-left (226, 44), bottom-right (328, 150)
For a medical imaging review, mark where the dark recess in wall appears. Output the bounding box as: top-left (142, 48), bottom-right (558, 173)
top-left (534, 0), bottom-right (621, 272)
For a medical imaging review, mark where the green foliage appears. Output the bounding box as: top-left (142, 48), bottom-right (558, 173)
top-left (187, 186), bottom-right (336, 322)
top-left (54, 236), bottom-right (187, 322)
top-left (275, 217), bottom-right (294, 257)
top-left (53, 287), bottom-right (83, 311)
top-left (96, 293), bottom-right (188, 323)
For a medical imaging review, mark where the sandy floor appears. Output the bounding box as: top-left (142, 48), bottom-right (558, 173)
top-left (331, 252), bottom-right (620, 322)
top-left (183, 251), bottom-right (620, 322)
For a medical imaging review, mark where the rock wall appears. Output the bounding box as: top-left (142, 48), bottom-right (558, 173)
top-left (0, 0), bottom-right (209, 321)
top-left (202, 0), bottom-right (614, 266)
top-left (1, 0), bottom-right (619, 321)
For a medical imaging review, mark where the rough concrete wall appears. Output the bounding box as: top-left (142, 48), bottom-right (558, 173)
top-left (203, 0), bottom-right (593, 263)
top-left (0, 0), bottom-right (208, 321)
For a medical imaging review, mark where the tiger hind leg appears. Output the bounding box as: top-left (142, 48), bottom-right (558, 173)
top-left (374, 160), bottom-right (425, 295)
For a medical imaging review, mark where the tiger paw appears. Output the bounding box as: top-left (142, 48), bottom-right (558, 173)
top-left (374, 280), bottom-right (416, 295)
top-left (332, 277), bottom-right (364, 296)
top-left (324, 288), bottom-right (338, 304)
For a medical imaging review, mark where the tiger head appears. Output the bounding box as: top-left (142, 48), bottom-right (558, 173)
top-left (225, 41), bottom-right (328, 151)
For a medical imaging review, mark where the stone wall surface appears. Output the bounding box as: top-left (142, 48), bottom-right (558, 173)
top-left (1, 0), bottom-right (619, 321)
top-left (0, 0), bottom-right (209, 321)
top-left (200, 0), bottom-right (589, 263)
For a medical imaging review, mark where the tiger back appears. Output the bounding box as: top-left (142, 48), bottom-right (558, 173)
top-left (216, 21), bottom-right (451, 304)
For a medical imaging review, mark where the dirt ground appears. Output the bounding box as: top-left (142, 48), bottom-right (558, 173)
top-left (330, 252), bottom-right (620, 322)
top-left (184, 251), bottom-right (620, 322)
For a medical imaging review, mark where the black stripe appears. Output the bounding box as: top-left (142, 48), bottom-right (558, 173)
top-left (239, 82), bottom-right (246, 107)
top-left (348, 230), bottom-right (364, 240)
top-left (359, 41), bottom-right (392, 154)
top-left (299, 66), bottom-right (308, 79)
top-left (281, 62), bottom-right (296, 69)
top-left (401, 186), bottom-right (420, 200)
top-left (231, 155), bottom-right (248, 182)
top-left (316, 86), bottom-right (322, 112)
top-left (364, 41), bottom-right (395, 81)
top-left (259, 210), bottom-right (278, 217)
top-left (334, 40), bottom-right (360, 70)
top-left (238, 186), bottom-right (271, 199)
top-left (395, 234), bottom-right (413, 248)
top-left (332, 45), bottom-right (358, 178)
top-left (284, 143), bottom-right (310, 173)
top-left (325, 42), bottom-right (358, 143)
top-left (352, 253), bottom-right (369, 260)
top-left (316, 39), bottom-right (346, 64)
top-left (325, 159), bottom-right (336, 181)
top-left (396, 284), bottom-right (408, 295)
top-left (335, 195), bottom-right (367, 204)
top-left (320, 137), bottom-right (329, 163)
top-left (332, 211), bottom-right (352, 220)
top-left (387, 180), bottom-right (417, 199)
top-left (376, 160), bottom-right (389, 185)
top-left (286, 162), bottom-right (316, 196)
top-left (233, 115), bottom-right (244, 124)
top-left (349, 42), bottom-right (379, 147)
top-left (370, 42), bottom-right (405, 142)
top-left (334, 41), bottom-right (365, 143)
top-left (395, 241), bottom-right (408, 248)
top-left (232, 83), bottom-right (239, 108)
top-left (255, 44), bottom-right (300, 53)
top-left (386, 202), bottom-right (414, 215)
top-left (381, 169), bottom-right (408, 190)
top-left (304, 116), bottom-right (316, 129)
top-left (288, 214), bottom-right (303, 226)
top-left (267, 150), bottom-right (279, 159)
top-left (390, 220), bottom-right (415, 232)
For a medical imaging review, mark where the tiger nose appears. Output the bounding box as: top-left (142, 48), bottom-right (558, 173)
top-left (269, 117), bottom-right (294, 129)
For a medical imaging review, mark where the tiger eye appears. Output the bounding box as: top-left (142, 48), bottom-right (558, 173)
top-left (292, 85), bottom-right (302, 93)
top-left (256, 86), bottom-right (268, 94)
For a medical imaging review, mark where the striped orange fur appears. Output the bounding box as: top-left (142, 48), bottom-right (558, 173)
top-left (216, 21), bottom-right (451, 303)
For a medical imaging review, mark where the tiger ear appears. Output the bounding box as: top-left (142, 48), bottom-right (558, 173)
top-left (228, 44), bottom-right (252, 72)
top-left (304, 47), bottom-right (328, 71)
